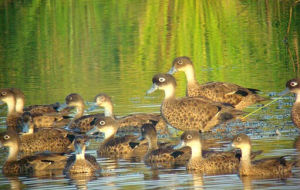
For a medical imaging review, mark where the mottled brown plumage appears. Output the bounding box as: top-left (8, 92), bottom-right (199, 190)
top-left (18, 112), bottom-right (75, 155)
top-left (147, 74), bottom-right (245, 132)
top-left (232, 134), bottom-right (294, 177)
top-left (64, 136), bottom-right (100, 175)
top-left (0, 130), bottom-right (67, 175)
top-left (174, 131), bottom-right (241, 174)
top-left (94, 93), bottom-right (166, 132)
top-left (168, 57), bottom-right (267, 110)
top-left (286, 78), bottom-right (300, 128)
top-left (139, 124), bottom-right (190, 167)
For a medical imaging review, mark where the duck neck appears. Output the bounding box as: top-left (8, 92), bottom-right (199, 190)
top-left (240, 145), bottom-right (252, 167)
top-left (103, 128), bottom-right (117, 142)
top-left (75, 104), bottom-right (85, 119)
top-left (5, 97), bottom-right (16, 115)
top-left (295, 94), bottom-right (300, 103)
top-left (75, 146), bottom-right (86, 161)
top-left (7, 144), bottom-right (19, 162)
top-left (183, 65), bottom-right (197, 84)
top-left (147, 136), bottom-right (158, 151)
top-left (103, 102), bottom-right (114, 117)
top-left (190, 141), bottom-right (203, 160)
top-left (163, 84), bottom-right (176, 100)
top-left (15, 98), bottom-right (25, 113)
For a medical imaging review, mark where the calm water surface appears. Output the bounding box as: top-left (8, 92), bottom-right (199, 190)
top-left (0, 0), bottom-right (300, 189)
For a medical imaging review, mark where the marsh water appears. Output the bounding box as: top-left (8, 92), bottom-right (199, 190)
top-left (0, 0), bottom-right (300, 189)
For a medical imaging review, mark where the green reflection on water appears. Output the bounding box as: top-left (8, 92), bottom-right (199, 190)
top-left (0, 0), bottom-right (298, 115)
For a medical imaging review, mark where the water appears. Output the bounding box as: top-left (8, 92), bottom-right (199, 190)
top-left (0, 0), bottom-right (300, 189)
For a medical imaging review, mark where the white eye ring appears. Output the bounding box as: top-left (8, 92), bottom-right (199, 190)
top-left (159, 77), bottom-right (166, 82)
top-left (178, 60), bottom-right (183, 64)
top-left (69, 96), bottom-right (73, 100)
top-left (187, 135), bottom-right (192, 140)
top-left (99, 121), bottom-right (105, 125)
top-left (291, 82), bottom-right (298, 87)
top-left (3, 135), bottom-right (10, 140)
top-left (237, 137), bottom-right (241, 141)
top-left (1, 91), bottom-right (7, 96)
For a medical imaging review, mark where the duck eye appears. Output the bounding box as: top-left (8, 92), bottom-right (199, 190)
top-left (187, 135), bottom-right (192, 139)
top-left (159, 77), bottom-right (166, 82)
top-left (69, 96), bottom-right (73, 100)
top-left (3, 135), bottom-right (10, 140)
top-left (290, 82), bottom-right (298, 87)
top-left (237, 137), bottom-right (241, 141)
top-left (1, 91), bottom-right (7, 96)
top-left (178, 60), bottom-right (183, 64)
top-left (99, 121), bottom-right (105, 125)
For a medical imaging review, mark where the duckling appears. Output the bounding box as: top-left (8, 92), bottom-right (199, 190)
top-left (146, 73), bottom-right (245, 132)
top-left (0, 88), bottom-right (22, 129)
top-left (0, 129), bottom-right (67, 175)
top-left (64, 136), bottom-right (100, 175)
top-left (232, 133), bottom-right (294, 177)
top-left (87, 116), bottom-right (148, 159)
top-left (285, 78), bottom-right (300, 128)
top-left (18, 112), bottom-right (75, 155)
top-left (168, 57), bottom-right (267, 110)
top-left (94, 93), bottom-right (165, 132)
top-left (174, 131), bottom-right (242, 174)
top-left (66, 93), bottom-right (104, 133)
top-left (138, 123), bottom-right (190, 166)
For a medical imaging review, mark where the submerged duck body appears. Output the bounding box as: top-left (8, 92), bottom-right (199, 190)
top-left (147, 74), bottom-right (245, 132)
top-left (285, 78), bottom-right (300, 128)
top-left (232, 133), bottom-right (294, 177)
top-left (0, 130), bottom-right (67, 175)
top-left (168, 57), bottom-right (267, 110)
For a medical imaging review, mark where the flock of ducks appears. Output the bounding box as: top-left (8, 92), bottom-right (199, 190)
top-left (0, 56), bottom-right (299, 181)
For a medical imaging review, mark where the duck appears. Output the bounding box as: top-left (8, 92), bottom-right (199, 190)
top-left (285, 78), bottom-right (300, 128)
top-left (87, 116), bottom-right (149, 159)
top-left (232, 133), bottom-right (294, 177)
top-left (0, 129), bottom-right (67, 175)
top-left (174, 131), bottom-right (243, 174)
top-left (10, 88), bottom-right (62, 115)
top-left (0, 88), bottom-right (71, 129)
top-left (138, 123), bottom-right (190, 167)
top-left (0, 88), bottom-right (21, 129)
top-left (167, 56), bottom-right (267, 110)
top-left (18, 112), bottom-right (75, 155)
top-left (65, 93), bottom-right (104, 133)
top-left (94, 93), bottom-right (166, 133)
top-left (146, 73), bottom-right (245, 132)
top-left (64, 135), bottom-right (100, 175)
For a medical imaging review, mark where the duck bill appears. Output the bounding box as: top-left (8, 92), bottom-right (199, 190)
top-left (278, 88), bottom-right (290, 96)
top-left (173, 141), bottom-right (186, 150)
top-left (86, 126), bottom-right (99, 135)
top-left (146, 84), bottom-right (158, 95)
top-left (167, 66), bottom-right (177, 75)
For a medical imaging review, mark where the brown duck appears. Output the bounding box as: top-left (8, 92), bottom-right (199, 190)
top-left (232, 133), bottom-right (294, 177)
top-left (94, 93), bottom-right (166, 133)
top-left (285, 78), bottom-right (300, 128)
top-left (168, 56), bottom-right (267, 110)
top-left (64, 136), bottom-right (100, 175)
top-left (0, 129), bottom-right (67, 175)
top-left (138, 123), bottom-right (190, 167)
top-left (146, 73), bottom-right (245, 132)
